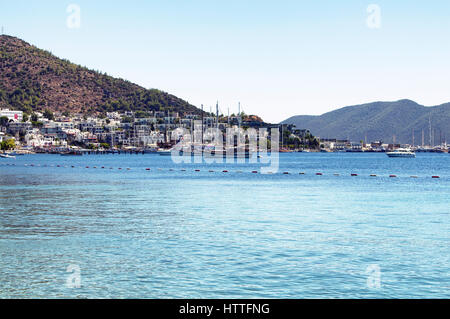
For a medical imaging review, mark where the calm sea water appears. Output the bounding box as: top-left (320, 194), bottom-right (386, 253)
top-left (0, 153), bottom-right (449, 298)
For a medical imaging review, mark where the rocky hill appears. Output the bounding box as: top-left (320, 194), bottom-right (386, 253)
top-left (0, 35), bottom-right (200, 116)
top-left (282, 100), bottom-right (450, 145)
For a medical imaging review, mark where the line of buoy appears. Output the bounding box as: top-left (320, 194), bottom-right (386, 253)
top-left (2, 164), bottom-right (446, 179)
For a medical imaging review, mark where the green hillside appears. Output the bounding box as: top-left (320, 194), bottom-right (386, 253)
top-left (282, 100), bottom-right (450, 145)
top-left (0, 35), bottom-right (200, 116)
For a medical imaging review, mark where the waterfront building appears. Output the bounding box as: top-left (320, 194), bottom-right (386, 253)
top-left (7, 122), bottom-right (33, 135)
top-left (0, 109), bottom-right (23, 122)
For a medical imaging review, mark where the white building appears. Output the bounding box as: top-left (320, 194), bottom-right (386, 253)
top-left (0, 109), bottom-right (23, 122)
top-left (0, 132), bottom-right (4, 143)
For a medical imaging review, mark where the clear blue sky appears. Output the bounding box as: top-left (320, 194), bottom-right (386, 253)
top-left (1, 0), bottom-right (450, 122)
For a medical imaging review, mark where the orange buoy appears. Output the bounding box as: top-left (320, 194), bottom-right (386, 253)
top-left (223, 170), bottom-right (228, 173)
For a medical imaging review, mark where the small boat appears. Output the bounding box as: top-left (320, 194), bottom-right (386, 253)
top-left (0, 154), bottom-right (16, 159)
top-left (143, 147), bottom-right (158, 154)
top-left (61, 151), bottom-right (83, 156)
top-left (386, 148), bottom-right (416, 158)
top-left (157, 149), bottom-right (173, 156)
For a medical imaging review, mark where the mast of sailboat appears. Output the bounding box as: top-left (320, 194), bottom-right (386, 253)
top-left (238, 102), bottom-right (241, 130)
top-left (422, 129), bottom-right (425, 147)
top-left (429, 114), bottom-right (432, 147)
top-left (238, 102), bottom-right (241, 148)
top-left (134, 122), bottom-right (137, 147)
top-left (201, 104), bottom-right (204, 145)
top-left (216, 101), bottom-right (219, 132)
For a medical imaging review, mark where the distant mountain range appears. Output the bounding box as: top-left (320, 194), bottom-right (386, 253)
top-left (282, 100), bottom-right (450, 145)
top-left (0, 35), bottom-right (201, 116)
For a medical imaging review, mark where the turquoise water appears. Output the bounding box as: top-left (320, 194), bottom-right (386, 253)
top-left (0, 153), bottom-right (449, 298)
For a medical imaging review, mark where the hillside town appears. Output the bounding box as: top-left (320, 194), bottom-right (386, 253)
top-left (1, 108), bottom-right (448, 154)
top-left (0, 107), bottom-right (314, 153)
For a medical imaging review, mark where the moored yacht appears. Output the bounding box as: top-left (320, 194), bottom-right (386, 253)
top-left (386, 148), bottom-right (416, 158)
top-left (0, 153), bottom-right (16, 159)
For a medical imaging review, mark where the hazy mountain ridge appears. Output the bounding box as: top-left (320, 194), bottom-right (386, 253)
top-left (0, 35), bottom-right (200, 115)
top-left (282, 100), bottom-right (450, 145)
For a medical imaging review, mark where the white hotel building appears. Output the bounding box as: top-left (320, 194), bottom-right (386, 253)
top-left (0, 109), bottom-right (23, 122)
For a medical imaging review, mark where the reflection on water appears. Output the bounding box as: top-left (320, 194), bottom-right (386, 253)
top-left (0, 153), bottom-right (449, 298)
